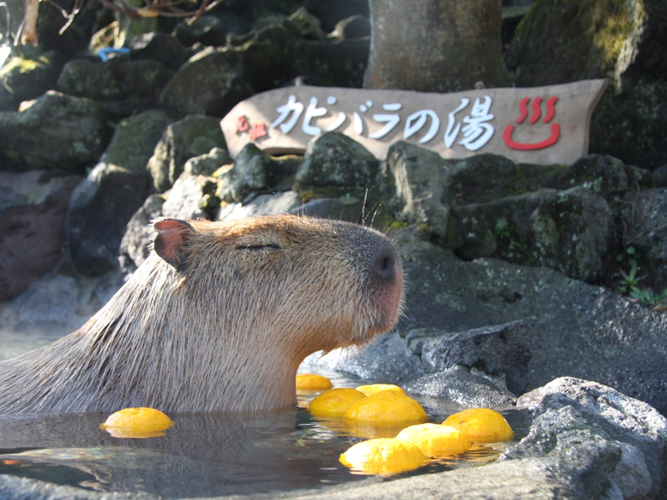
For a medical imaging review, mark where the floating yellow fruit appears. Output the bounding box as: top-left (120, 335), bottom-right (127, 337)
top-left (339, 438), bottom-right (428, 475)
top-left (296, 373), bottom-right (333, 391)
top-left (442, 408), bottom-right (514, 443)
top-left (100, 407), bottom-right (174, 439)
top-left (343, 390), bottom-right (428, 426)
top-left (396, 423), bottom-right (472, 457)
top-left (355, 383), bottom-right (404, 396)
top-left (308, 388), bottom-right (367, 417)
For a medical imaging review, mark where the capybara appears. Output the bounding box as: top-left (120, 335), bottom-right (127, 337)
top-left (0, 215), bottom-right (403, 414)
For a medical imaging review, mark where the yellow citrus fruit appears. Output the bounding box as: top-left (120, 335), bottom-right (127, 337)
top-left (396, 423), bottom-right (472, 457)
top-left (296, 373), bottom-right (333, 391)
top-left (100, 407), bottom-right (174, 439)
top-left (442, 408), bottom-right (514, 443)
top-left (355, 383), bottom-right (404, 396)
top-left (308, 388), bottom-right (367, 417)
top-left (343, 390), bottom-right (428, 426)
top-left (339, 438), bottom-right (428, 475)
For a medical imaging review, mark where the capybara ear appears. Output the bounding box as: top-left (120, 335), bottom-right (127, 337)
top-left (153, 218), bottom-right (195, 270)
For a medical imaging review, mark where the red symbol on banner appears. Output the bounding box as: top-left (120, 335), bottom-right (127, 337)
top-left (503, 96), bottom-right (560, 150)
top-left (236, 115), bottom-right (250, 134)
top-left (249, 123), bottom-right (267, 141)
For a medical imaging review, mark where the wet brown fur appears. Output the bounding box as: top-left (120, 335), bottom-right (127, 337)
top-left (0, 215), bottom-right (403, 414)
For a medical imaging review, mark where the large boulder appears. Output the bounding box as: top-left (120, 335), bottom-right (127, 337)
top-left (379, 141), bottom-right (451, 236)
top-left (0, 92), bottom-right (109, 172)
top-left (160, 47), bottom-right (253, 117)
top-left (0, 51), bottom-right (65, 111)
top-left (295, 132), bottom-right (379, 190)
top-left (57, 58), bottom-right (166, 118)
top-left (147, 115), bottom-right (228, 193)
top-left (66, 110), bottom-right (171, 276)
top-left (506, 0), bottom-right (667, 170)
top-left (0, 171), bottom-right (81, 302)
top-left (444, 186), bottom-right (616, 282)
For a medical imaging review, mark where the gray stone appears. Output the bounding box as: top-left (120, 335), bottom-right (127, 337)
top-left (183, 148), bottom-right (231, 177)
top-left (390, 228), bottom-right (667, 416)
top-left (379, 141), bottom-right (451, 236)
top-left (0, 51), bottom-right (65, 111)
top-left (619, 188), bottom-right (667, 292)
top-left (0, 171), bottom-right (81, 302)
top-left (66, 164), bottom-right (150, 276)
top-left (118, 194), bottom-right (165, 272)
top-left (129, 32), bottom-right (190, 70)
top-left (162, 175), bottom-right (217, 221)
top-left (295, 132), bottom-right (379, 188)
top-left (512, 377), bottom-right (667, 498)
top-left (404, 366), bottom-right (517, 408)
top-left (56, 58), bottom-right (166, 102)
top-left (289, 197), bottom-right (364, 223)
top-left (0, 91), bottom-right (109, 172)
top-left (221, 190), bottom-right (302, 220)
top-left (506, 0), bottom-right (667, 170)
top-left (147, 115), bottom-right (227, 193)
top-left (445, 186), bottom-right (615, 282)
top-left (160, 47), bottom-right (253, 117)
top-left (66, 110), bottom-right (170, 276)
top-left (216, 143), bottom-right (276, 202)
top-left (102, 109), bottom-right (172, 175)
top-left (411, 321), bottom-right (532, 395)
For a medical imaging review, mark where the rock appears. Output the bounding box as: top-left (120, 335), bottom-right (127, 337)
top-left (379, 141), bottom-right (451, 236)
top-left (161, 174), bottom-right (217, 221)
top-left (512, 377), bottom-right (667, 499)
top-left (216, 143), bottom-right (277, 202)
top-left (506, 0), bottom-right (667, 170)
top-left (147, 115), bottom-right (228, 193)
top-left (172, 15), bottom-right (234, 47)
top-left (448, 154), bottom-right (630, 205)
top-left (220, 190), bottom-right (302, 220)
top-left (388, 228), bottom-right (667, 416)
top-left (0, 91), bottom-right (109, 172)
top-left (297, 38), bottom-right (369, 88)
top-left (289, 196), bottom-right (364, 223)
top-left (303, 331), bottom-right (424, 383)
top-left (118, 194), bottom-right (165, 272)
top-left (445, 186), bottom-right (616, 282)
top-left (619, 188), bottom-right (667, 291)
top-left (129, 32), bottom-right (190, 70)
top-left (183, 148), bottom-right (231, 177)
top-left (160, 47), bottom-right (253, 117)
top-left (0, 171), bottom-right (81, 302)
top-left (66, 110), bottom-right (170, 276)
top-left (295, 132), bottom-right (379, 188)
top-left (240, 24), bottom-right (301, 93)
top-left (410, 321), bottom-right (532, 395)
top-left (403, 366), bottom-right (517, 408)
top-left (0, 51), bottom-right (65, 111)
top-left (56, 58), bottom-right (166, 118)
top-left (101, 109), bottom-right (172, 174)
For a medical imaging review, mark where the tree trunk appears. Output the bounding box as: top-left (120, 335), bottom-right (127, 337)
top-left (364, 0), bottom-right (507, 92)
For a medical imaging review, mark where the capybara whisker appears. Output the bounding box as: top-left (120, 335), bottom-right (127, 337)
top-left (0, 215), bottom-right (403, 414)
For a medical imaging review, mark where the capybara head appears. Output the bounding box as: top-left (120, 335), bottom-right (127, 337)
top-left (0, 215), bottom-right (403, 414)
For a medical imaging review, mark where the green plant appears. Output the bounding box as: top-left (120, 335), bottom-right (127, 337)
top-left (617, 246), bottom-right (667, 308)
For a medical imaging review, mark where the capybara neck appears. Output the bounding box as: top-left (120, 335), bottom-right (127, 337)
top-left (0, 215), bottom-right (403, 414)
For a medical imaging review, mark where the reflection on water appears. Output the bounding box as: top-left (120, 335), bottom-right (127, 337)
top-left (0, 370), bottom-right (530, 498)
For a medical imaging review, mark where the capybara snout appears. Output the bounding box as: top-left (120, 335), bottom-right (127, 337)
top-left (0, 215), bottom-right (403, 414)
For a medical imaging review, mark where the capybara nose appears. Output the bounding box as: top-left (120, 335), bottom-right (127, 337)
top-left (370, 242), bottom-right (399, 286)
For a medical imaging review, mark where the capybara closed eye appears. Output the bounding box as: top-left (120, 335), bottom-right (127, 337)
top-left (0, 215), bottom-right (403, 414)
